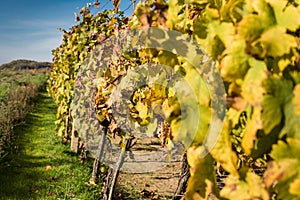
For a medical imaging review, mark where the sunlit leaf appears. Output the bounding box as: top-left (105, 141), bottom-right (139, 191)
top-left (186, 151), bottom-right (216, 200)
top-left (260, 26), bottom-right (297, 57)
top-left (264, 138), bottom-right (300, 199)
top-left (241, 107), bottom-right (262, 155)
top-left (238, 15), bottom-right (267, 42)
top-left (210, 118), bottom-right (239, 176)
top-left (166, 0), bottom-right (184, 29)
top-left (209, 21), bottom-right (235, 48)
top-left (135, 101), bottom-right (149, 120)
top-left (241, 58), bottom-right (268, 106)
top-left (220, 172), bottom-right (269, 200)
top-left (289, 178), bottom-right (300, 196)
top-left (220, 40), bottom-right (250, 82)
top-left (240, 0), bottom-right (275, 41)
top-left (267, 0), bottom-right (300, 31)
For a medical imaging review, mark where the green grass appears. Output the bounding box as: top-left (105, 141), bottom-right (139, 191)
top-left (0, 69), bottom-right (47, 98)
top-left (0, 83), bottom-right (10, 98)
top-left (0, 92), bottom-right (103, 200)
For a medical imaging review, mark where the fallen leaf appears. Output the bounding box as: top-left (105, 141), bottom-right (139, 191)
top-left (45, 165), bottom-right (52, 171)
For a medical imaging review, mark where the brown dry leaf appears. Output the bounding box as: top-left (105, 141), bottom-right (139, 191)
top-left (94, 1), bottom-right (100, 9)
top-left (227, 96), bottom-right (248, 111)
top-left (74, 12), bottom-right (80, 22)
top-left (112, 0), bottom-right (121, 13)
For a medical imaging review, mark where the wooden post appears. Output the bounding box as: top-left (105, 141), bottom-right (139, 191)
top-left (70, 119), bottom-right (79, 153)
top-left (104, 136), bottom-right (133, 200)
top-left (89, 126), bottom-right (107, 184)
top-left (172, 152), bottom-right (190, 200)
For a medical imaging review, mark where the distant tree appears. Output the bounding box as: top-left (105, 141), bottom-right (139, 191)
top-left (0, 59), bottom-right (52, 70)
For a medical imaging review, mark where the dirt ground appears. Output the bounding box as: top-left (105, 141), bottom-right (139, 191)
top-left (118, 161), bottom-right (182, 199)
top-left (113, 137), bottom-right (184, 199)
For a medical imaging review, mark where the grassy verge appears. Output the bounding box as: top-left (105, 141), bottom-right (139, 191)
top-left (0, 92), bottom-right (103, 200)
top-left (0, 68), bottom-right (48, 159)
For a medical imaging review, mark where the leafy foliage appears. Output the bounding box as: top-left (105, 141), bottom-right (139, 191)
top-left (47, 6), bottom-right (128, 137)
top-left (128, 0), bottom-right (300, 198)
top-left (50, 0), bottom-right (300, 199)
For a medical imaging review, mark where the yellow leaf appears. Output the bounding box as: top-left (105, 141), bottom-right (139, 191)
top-left (186, 152), bottom-right (216, 200)
top-left (260, 26), bottom-right (297, 57)
top-left (289, 178), bottom-right (300, 196)
top-left (210, 118), bottom-right (239, 176)
top-left (242, 106), bottom-right (262, 154)
top-left (135, 101), bottom-right (149, 120)
top-left (241, 58), bottom-right (268, 106)
top-left (221, 172), bottom-right (269, 200)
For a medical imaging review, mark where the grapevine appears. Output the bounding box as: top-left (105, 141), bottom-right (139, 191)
top-left (47, 5), bottom-right (128, 137)
top-left (49, 0), bottom-right (300, 199)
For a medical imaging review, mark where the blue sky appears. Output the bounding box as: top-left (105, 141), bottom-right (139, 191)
top-left (0, 0), bottom-right (134, 64)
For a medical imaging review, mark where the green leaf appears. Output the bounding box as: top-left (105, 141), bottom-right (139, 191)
top-left (209, 21), bottom-right (236, 48)
top-left (262, 77), bottom-right (293, 134)
top-left (156, 50), bottom-right (179, 67)
top-left (220, 40), bottom-right (250, 82)
top-left (166, 0), bottom-right (184, 29)
top-left (241, 58), bottom-right (268, 106)
top-left (261, 95), bottom-right (282, 134)
top-left (164, 62), bottom-right (212, 147)
top-left (239, 0), bottom-right (275, 41)
top-left (227, 107), bottom-right (244, 127)
top-left (278, 58), bottom-right (291, 72)
top-left (280, 93), bottom-right (300, 139)
top-left (264, 138), bottom-right (300, 199)
top-left (267, 0), bottom-right (300, 31)
top-left (210, 118), bottom-right (239, 176)
top-left (183, 63), bottom-right (210, 105)
top-left (271, 138), bottom-right (300, 161)
top-left (193, 18), bottom-right (208, 41)
top-left (169, 101), bottom-right (211, 147)
top-left (220, 0), bottom-right (245, 23)
top-left (260, 26), bottom-right (297, 57)
top-left (249, 122), bottom-right (282, 159)
top-left (238, 15), bottom-right (267, 42)
top-left (290, 71), bottom-right (300, 84)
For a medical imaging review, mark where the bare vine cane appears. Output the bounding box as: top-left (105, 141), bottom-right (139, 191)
top-left (172, 152), bottom-right (190, 200)
top-left (89, 126), bottom-right (108, 185)
top-left (103, 134), bottom-right (135, 200)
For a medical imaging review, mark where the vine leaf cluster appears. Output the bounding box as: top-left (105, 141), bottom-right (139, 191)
top-left (49, 0), bottom-right (300, 199)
